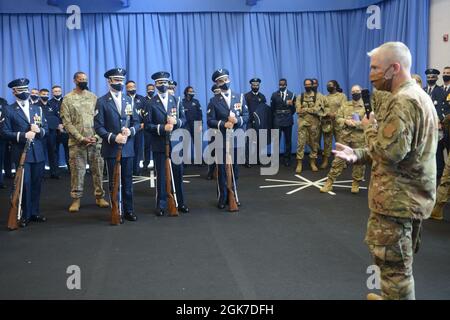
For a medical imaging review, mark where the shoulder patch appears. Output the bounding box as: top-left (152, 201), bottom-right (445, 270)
top-left (382, 123), bottom-right (397, 139)
top-left (207, 108), bottom-right (211, 114)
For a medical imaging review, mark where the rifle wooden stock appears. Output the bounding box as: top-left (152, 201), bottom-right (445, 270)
top-left (165, 136), bottom-right (178, 216)
top-left (111, 145), bottom-right (123, 225)
top-left (7, 139), bottom-right (32, 231)
top-left (225, 130), bottom-right (238, 212)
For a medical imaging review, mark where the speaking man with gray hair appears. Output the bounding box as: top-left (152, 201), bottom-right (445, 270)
top-left (333, 42), bottom-right (439, 300)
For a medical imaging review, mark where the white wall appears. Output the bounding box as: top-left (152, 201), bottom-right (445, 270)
top-left (429, 0), bottom-right (450, 84)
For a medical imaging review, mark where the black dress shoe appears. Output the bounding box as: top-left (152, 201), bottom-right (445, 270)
top-left (20, 219), bottom-right (30, 228)
top-left (124, 213), bottom-right (138, 221)
top-left (30, 215), bottom-right (47, 223)
top-left (178, 205), bottom-right (189, 213)
top-left (237, 202), bottom-right (241, 207)
top-left (206, 175), bottom-right (213, 180)
top-left (217, 203), bottom-right (226, 210)
top-left (245, 163), bottom-right (251, 168)
top-left (155, 209), bottom-right (164, 216)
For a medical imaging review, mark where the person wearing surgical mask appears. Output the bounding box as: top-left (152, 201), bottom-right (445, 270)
top-left (145, 83), bottom-right (155, 102)
top-left (320, 84), bottom-right (366, 194)
top-left (270, 78), bottom-right (296, 167)
top-left (144, 71), bottom-right (189, 216)
top-left (60, 71), bottom-right (110, 214)
top-left (126, 80), bottom-right (146, 176)
top-left (424, 68), bottom-right (447, 178)
top-left (182, 86), bottom-right (203, 165)
top-left (39, 88), bottom-right (59, 179)
top-left (207, 68), bottom-right (249, 211)
top-left (30, 88), bottom-right (40, 105)
top-left (0, 78), bottom-right (49, 228)
top-left (95, 68), bottom-right (140, 223)
top-left (333, 41), bottom-right (438, 301)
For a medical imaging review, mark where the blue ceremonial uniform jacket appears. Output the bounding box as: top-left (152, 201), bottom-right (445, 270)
top-left (424, 85), bottom-right (448, 121)
top-left (94, 92), bottom-right (140, 158)
top-left (144, 93), bottom-right (186, 153)
top-left (207, 91), bottom-right (249, 145)
top-left (39, 101), bottom-right (60, 130)
top-left (182, 97), bottom-right (202, 123)
top-left (0, 101), bottom-right (48, 163)
top-left (270, 90), bottom-right (295, 127)
top-left (128, 94), bottom-right (146, 124)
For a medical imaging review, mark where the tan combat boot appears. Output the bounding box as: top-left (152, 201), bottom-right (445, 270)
top-left (69, 199), bottom-right (80, 213)
top-left (430, 202), bottom-right (444, 220)
top-left (295, 160), bottom-right (303, 174)
top-left (367, 293), bottom-right (383, 300)
top-left (320, 178), bottom-right (334, 193)
top-left (351, 180), bottom-right (360, 194)
top-left (310, 158), bottom-right (318, 172)
top-left (320, 157), bottom-right (329, 169)
top-left (96, 198), bottom-right (110, 208)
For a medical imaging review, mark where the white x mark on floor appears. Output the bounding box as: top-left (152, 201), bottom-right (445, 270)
top-left (259, 174), bottom-right (367, 196)
top-left (103, 171), bottom-right (201, 188)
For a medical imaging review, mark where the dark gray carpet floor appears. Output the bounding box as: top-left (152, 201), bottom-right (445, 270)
top-left (0, 160), bottom-right (449, 300)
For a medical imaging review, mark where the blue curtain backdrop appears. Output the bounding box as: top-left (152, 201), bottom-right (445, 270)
top-left (0, 0), bottom-right (429, 154)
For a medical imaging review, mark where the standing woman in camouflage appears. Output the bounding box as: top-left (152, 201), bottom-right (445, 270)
top-left (321, 80), bottom-right (347, 169)
top-left (333, 42), bottom-right (438, 300)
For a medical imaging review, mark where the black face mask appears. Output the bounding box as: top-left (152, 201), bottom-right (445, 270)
top-left (77, 82), bottom-right (88, 90)
top-left (327, 86), bottom-right (335, 93)
top-left (147, 91), bottom-right (155, 97)
top-left (54, 94), bottom-right (62, 100)
top-left (187, 93), bottom-right (195, 99)
top-left (352, 93), bottom-right (362, 101)
top-left (251, 87), bottom-right (259, 93)
top-left (279, 86), bottom-right (287, 92)
top-left (30, 94), bottom-right (39, 101)
top-left (16, 92), bottom-right (30, 101)
top-left (40, 96), bottom-right (49, 102)
top-left (127, 90), bottom-right (136, 96)
top-left (427, 79), bottom-right (437, 86)
top-left (305, 87), bottom-right (313, 93)
top-left (220, 82), bottom-right (230, 91)
top-left (443, 75), bottom-right (450, 83)
top-left (111, 83), bottom-right (123, 92)
top-left (156, 85), bottom-right (168, 93)
top-left (312, 86), bottom-right (318, 93)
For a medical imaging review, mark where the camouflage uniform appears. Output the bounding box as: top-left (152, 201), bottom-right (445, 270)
top-left (295, 92), bottom-right (325, 160)
top-left (322, 92), bottom-right (347, 156)
top-left (354, 80), bottom-right (438, 300)
top-left (435, 156), bottom-right (450, 205)
top-left (371, 89), bottom-right (392, 121)
top-left (60, 90), bottom-right (105, 200)
top-left (327, 99), bottom-right (366, 181)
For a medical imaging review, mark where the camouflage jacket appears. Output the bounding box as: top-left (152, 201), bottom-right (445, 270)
top-left (322, 92), bottom-right (347, 132)
top-left (354, 80), bottom-right (439, 219)
top-left (336, 99), bottom-right (366, 143)
top-left (60, 90), bottom-right (99, 147)
top-left (295, 91), bottom-right (326, 127)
